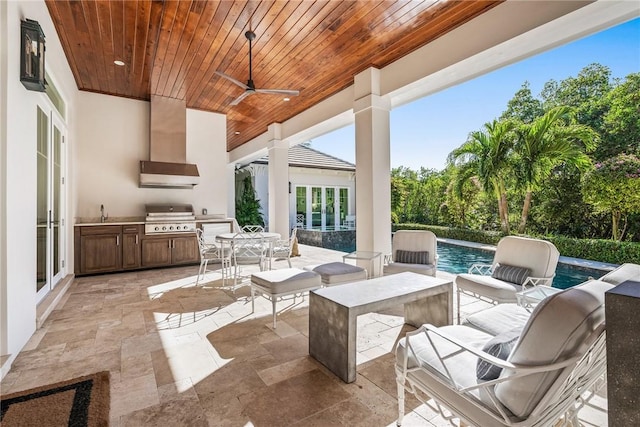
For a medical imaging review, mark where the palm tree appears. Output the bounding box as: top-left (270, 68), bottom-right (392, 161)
top-left (448, 119), bottom-right (516, 233)
top-left (514, 106), bottom-right (598, 233)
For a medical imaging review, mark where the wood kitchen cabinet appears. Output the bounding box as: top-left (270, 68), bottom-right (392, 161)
top-left (171, 236), bottom-right (199, 264)
top-left (122, 225), bottom-right (142, 270)
top-left (141, 235), bottom-right (199, 267)
top-left (75, 224), bottom-right (198, 275)
top-left (76, 225), bottom-right (122, 274)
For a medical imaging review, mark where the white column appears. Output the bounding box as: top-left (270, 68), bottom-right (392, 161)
top-left (354, 68), bottom-right (392, 276)
top-left (267, 124), bottom-right (290, 238)
top-left (226, 161), bottom-right (236, 220)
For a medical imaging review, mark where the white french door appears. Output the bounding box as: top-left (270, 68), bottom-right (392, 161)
top-left (296, 185), bottom-right (349, 231)
top-left (36, 105), bottom-right (66, 301)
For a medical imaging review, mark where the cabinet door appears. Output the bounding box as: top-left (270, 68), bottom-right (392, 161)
top-left (171, 235), bottom-right (199, 265)
top-left (81, 233), bottom-right (121, 274)
top-left (122, 233), bottom-right (141, 270)
top-left (141, 238), bottom-right (172, 267)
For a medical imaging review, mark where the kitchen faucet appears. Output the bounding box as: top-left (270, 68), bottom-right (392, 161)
top-left (100, 204), bottom-right (108, 223)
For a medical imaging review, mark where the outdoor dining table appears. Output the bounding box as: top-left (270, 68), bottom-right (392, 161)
top-left (215, 232), bottom-right (281, 270)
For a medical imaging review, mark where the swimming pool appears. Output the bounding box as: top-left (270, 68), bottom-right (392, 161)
top-left (437, 242), bottom-right (605, 289)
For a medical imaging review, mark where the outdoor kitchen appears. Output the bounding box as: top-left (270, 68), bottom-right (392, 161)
top-left (74, 204), bottom-right (234, 276)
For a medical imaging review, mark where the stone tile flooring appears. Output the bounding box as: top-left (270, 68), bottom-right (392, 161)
top-left (1, 244), bottom-right (607, 426)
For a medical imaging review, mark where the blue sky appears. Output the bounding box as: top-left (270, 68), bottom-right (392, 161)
top-left (309, 17), bottom-right (640, 171)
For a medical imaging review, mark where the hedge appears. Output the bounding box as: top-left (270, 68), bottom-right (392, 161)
top-left (393, 223), bottom-right (640, 265)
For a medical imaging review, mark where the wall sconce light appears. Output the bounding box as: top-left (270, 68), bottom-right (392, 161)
top-left (20, 19), bottom-right (46, 92)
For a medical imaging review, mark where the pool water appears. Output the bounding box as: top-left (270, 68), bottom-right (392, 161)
top-left (437, 242), bottom-right (605, 289)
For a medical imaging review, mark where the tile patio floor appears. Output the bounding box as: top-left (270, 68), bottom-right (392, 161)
top-left (0, 244), bottom-right (607, 426)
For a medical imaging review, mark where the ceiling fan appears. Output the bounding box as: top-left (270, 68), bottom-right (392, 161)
top-left (215, 30), bottom-right (300, 106)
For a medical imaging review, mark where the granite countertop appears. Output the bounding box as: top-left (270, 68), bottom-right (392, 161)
top-left (195, 215), bottom-right (233, 222)
top-left (75, 215), bottom-right (234, 226)
top-left (75, 216), bottom-right (145, 226)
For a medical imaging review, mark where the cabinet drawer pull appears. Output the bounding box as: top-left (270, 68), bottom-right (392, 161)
top-left (116, 235), bottom-right (119, 246)
top-left (135, 235), bottom-right (139, 245)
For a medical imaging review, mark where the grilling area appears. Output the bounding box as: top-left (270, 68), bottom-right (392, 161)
top-left (144, 204), bottom-right (197, 235)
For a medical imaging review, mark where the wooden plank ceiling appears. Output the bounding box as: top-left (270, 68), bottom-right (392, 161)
top-left (45, 0), bottom-right (501, 151)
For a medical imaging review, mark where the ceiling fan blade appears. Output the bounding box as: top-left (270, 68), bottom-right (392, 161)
top-left (215, 71), bottom-right (250, 90)
top-left (255, 89), bottom-right (300, 96)
top-left (230, 91), bottom-right (254, 106)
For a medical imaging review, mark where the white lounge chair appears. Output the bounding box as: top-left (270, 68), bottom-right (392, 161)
top-left (455, 236), bottom-right (559, 322)
top-left (384, 230), bottom-right (438, 277)
top-left (396, 278), bottom-right (610, 427)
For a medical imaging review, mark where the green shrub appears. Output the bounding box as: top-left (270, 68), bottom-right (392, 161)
top-left (544, 235), bottom-right (640, 265)
top-left (392, 224), bottom-right (503, 245)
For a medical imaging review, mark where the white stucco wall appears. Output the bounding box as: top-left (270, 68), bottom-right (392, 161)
top-left (1, 0), bottom-right (78, 368)
top-left (1, 0), bottom-right (228, 373)
top-left (75, 93), bottom-right (227, 219)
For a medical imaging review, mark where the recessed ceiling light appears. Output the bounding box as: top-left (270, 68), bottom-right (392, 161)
top-left (114, 60), bottom-right (125, 66)
top-left (234, 131), bottom-right (240, 135)
top-left (283, 97), bottom-right (290, 102)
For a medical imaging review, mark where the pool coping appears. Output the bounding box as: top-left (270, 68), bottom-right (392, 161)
top-left (437, 237), bottom-right (619, 273)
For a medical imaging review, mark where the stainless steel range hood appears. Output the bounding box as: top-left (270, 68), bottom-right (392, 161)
top-left (139, 95), bottom-right (200, 189)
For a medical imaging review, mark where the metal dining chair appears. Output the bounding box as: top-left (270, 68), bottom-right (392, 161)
top-left (195, 228), bottom-right (232, 285)
top-left (241, 225), bottom-right (265, 233)
top-left (269, 228), bottom-right (297, 268)
top-left (231, 232), bottom-right (268, 289)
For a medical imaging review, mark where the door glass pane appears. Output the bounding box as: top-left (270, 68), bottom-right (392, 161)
top-left (326, 188), bottom-right (335, 230)
top-left (311, 187), bottom-right (322, 228)
top-left (295, 187), bottom-right (306, 228)
top-left (36, 107), bottom-right (49, 292)
top-left (340, 188), bottom-right (348, 227)
top-left (53, 125), bottom-right (62, 277)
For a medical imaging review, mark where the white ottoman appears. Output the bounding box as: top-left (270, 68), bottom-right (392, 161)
top-left (304, 262), bottom-right (367, 286)
top-left (251, 268), bottom-right (321, 328)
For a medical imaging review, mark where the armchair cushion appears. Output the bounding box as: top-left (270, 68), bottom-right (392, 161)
top-left (455, 273), bottom-right (523, 303)
top-left (491, 264), bottom-right (531, 286)
top-left (384, 262), bottom-right (436, 277)
top-left (476, 328), bottom-right (521, 380)
top-left (466, 303), bottom-right (530, 336)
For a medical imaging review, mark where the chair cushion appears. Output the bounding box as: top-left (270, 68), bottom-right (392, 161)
top-left (455, 273), bottom-right (522, 303)
top-left (384, 262), bottom-right (435, 276)
top-left (491, 264), bottom-right (531, 285)
top-left (465, 304), bottom-right (530, 336)
top-left (396, 325), bottom-right (493, 389)
top-left (251, 268), bottom-right (321, 295)
top-left (599, 263), bottom-right (640, 285)
top-left (476, 328), bottom-right (521, 381)
top-left (493, 236), bottom-right (559, 279)
top-left (304, 262), bottom-right (367, 285)
top-left (495, 279), bottom-right (610, 418)
top-left (395, 250), bottom-right (430, 265)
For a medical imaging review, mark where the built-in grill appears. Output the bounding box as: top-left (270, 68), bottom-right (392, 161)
top-left (144, 203), bottom-right (197, 234)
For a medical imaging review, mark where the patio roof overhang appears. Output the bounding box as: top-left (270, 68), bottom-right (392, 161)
top-left (227, 0), bottom-right (639, 167)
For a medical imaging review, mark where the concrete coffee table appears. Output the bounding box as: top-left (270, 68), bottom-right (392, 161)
top-left (309, 271), bottom-right (453, 383)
